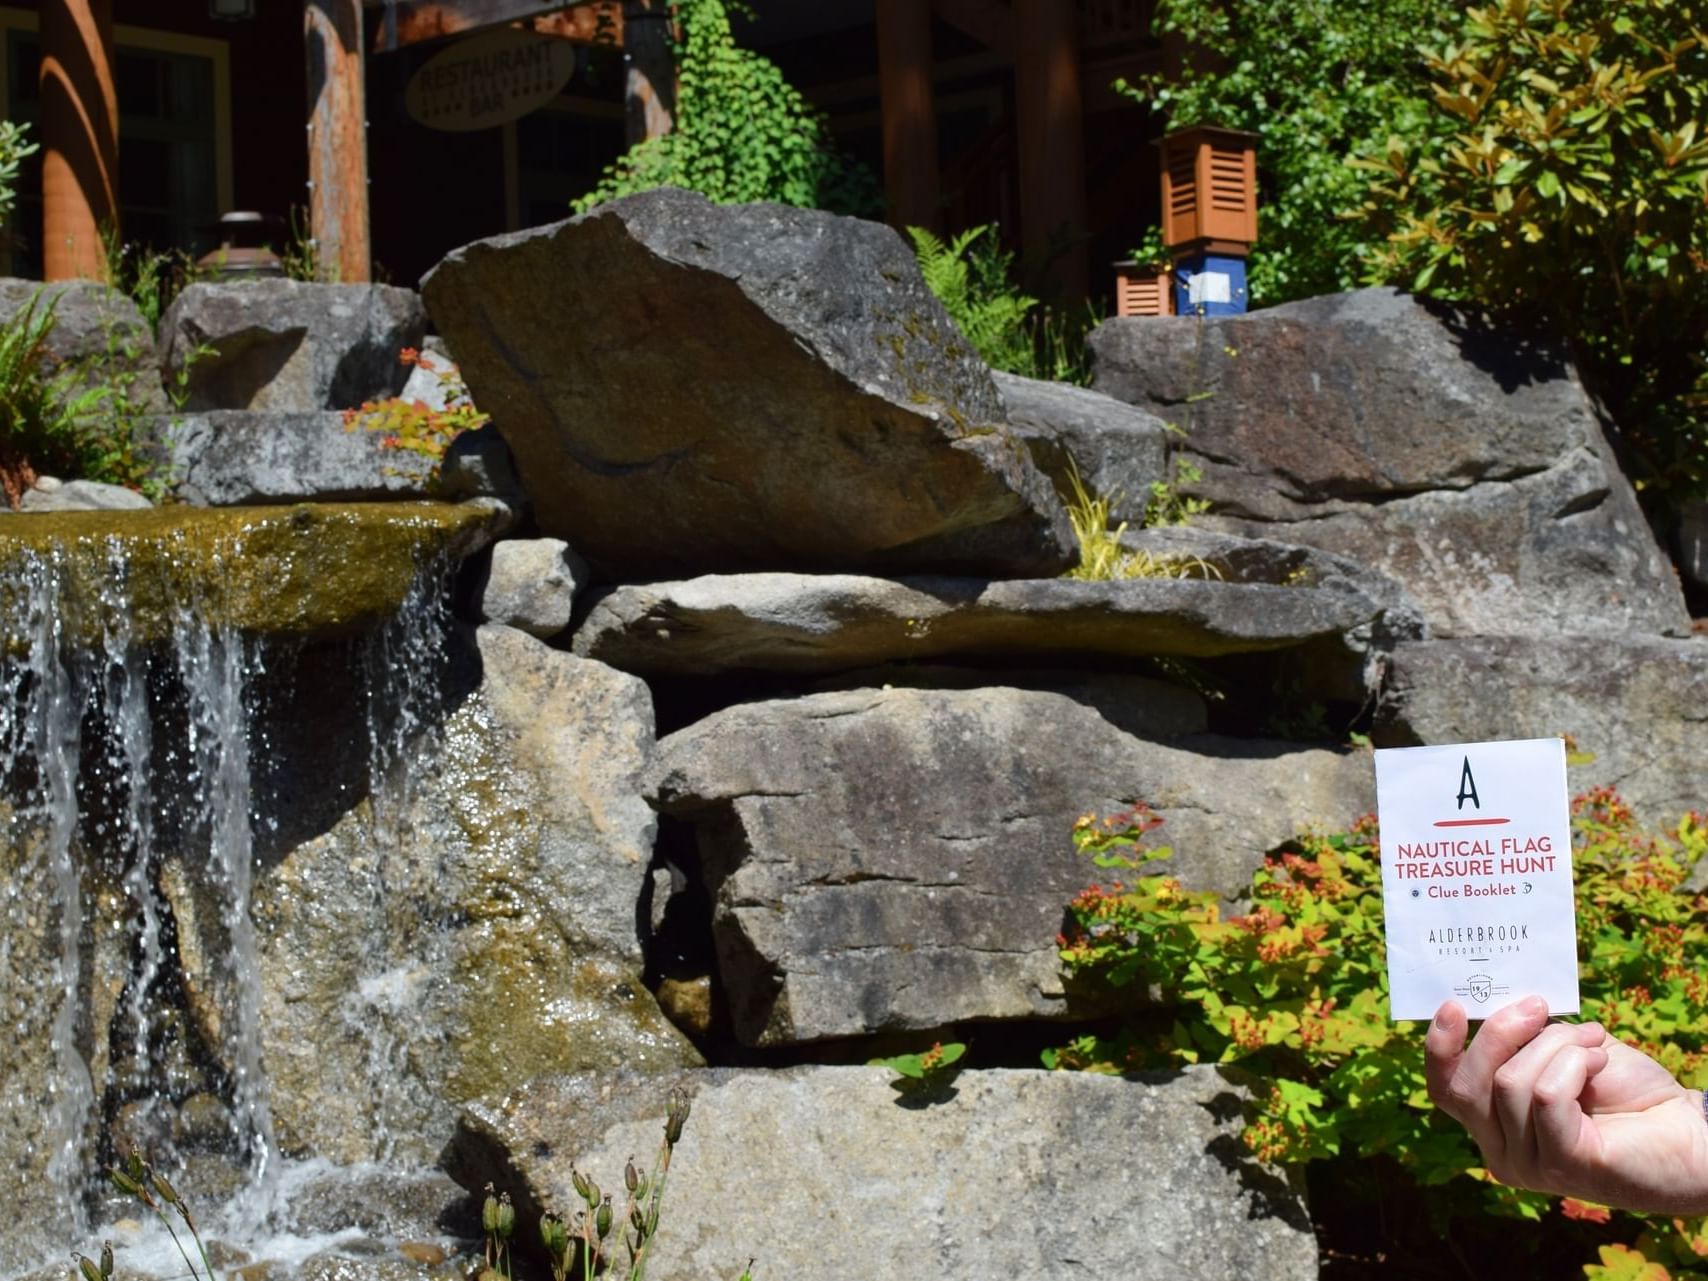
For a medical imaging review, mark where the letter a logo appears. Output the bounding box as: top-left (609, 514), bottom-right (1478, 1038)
top-left (1457, 756), bottom-right (1480, 810)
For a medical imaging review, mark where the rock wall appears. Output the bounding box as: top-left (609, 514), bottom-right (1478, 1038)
top-left (5, 192), bottom-right (1705, 1281)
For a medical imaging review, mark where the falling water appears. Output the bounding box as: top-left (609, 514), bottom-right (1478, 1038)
top-left (0, 521), bottom-right (456, 1277)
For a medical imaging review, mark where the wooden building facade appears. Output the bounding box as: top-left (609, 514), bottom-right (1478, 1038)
top-left (4, 1), bottom-right (1169, 303)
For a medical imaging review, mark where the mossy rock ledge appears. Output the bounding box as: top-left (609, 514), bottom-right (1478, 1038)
top-left (0, 501), bottom-right (503, 645)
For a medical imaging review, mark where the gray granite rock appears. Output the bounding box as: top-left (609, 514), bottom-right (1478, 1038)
top-left (143, 411), bottom-right (434, 505)
top-left (650, 686), bottom-right (1372, 1044)
top-left (573, 568), bottom-right (1409, 678)
top-left (435, 425), bottom-right (522, 505)
top-left (1090, 288), bottom-right (1690, 637)
top-left (0, 277), bottom-right (167, 414)
top-left (159, 280), bottom-right (426, 413)
top-left (1376, 635), bottom-right (1708, 823)
top-left (992, 367), bottom-right (1170, 525)
top-left (19, 476), bottom-right (152, 511)
top-left (810, 664), bottom-right (1210, 739)
top-left (474, 538), bottom-right (587, 638)
top-left (422, 188), bottom-right (1074, 580)
top-left (447, 1067), bottom-right (1318, 1281)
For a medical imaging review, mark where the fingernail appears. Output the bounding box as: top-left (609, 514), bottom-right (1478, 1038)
top-left (1433, 1006), bottom-right (1452, 1028)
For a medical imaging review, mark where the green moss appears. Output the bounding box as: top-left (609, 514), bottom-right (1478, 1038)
top-left (0, 501), bottom-right (496, 645)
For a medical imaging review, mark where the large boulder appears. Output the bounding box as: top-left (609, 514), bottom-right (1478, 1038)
top-left (991, 368), bottom-right (1170, 524)
top-left (1376, 635), bottom-right (1708, 822)
top-left (143, 411), bottom-right (435, 505)
top-left (1090, 288), bottom-right (1689, 637)
top-left (448, 1067), bottom-right (1318, 1281)
top-left (0, 277), bottom-right (168, 414)
top-left (573, 565), bottom-right (1415, 678)
top-left (650, 687), bottom-right (1372, 1045)
top-left (422, 188), bottom-right (1075, 580)
top-left (158, 281), bottom-right (425, 413)
top-left (250, 625), bottom-right (701, 1163)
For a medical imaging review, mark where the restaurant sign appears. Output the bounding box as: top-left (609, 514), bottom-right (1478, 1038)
top-left (405, 27), bottom-right (576, 132)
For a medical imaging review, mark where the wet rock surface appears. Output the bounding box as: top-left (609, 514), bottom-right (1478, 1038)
top-left (253, 625), bottom-right (701, 1162)
top-left (650, 686), bottom-right (1370, 1044)
top-left (0, 503), bottom-right (503, 644)
top-left (423, 188), bottom-right (1074, 580)
top-left (448, 1067), bottom-right (1318, 1281)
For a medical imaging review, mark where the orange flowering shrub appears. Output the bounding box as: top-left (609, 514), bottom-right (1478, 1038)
top-left (342, 347), bottom-right (490, 488)
top-left (1051, 792), bottom-right (1708, 1277)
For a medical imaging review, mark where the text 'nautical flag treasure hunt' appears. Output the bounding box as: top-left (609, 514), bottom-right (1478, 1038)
top-left (1374, 737), bottom-right (1578, 1021)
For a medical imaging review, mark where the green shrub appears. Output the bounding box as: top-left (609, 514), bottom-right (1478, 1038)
top-left (0, 119), bottom-right (36, 230)
top-left (1050, 789), bottom-right (1708, 1275)
top-left (1122, 0), bottom-right (1461, 303)
top-left (1061, 464), bottom-right (1217, 580)
top-left (342, 347), bottom-right (490, 489)
top-left (573, 0), bottom-right (875, 215)
top-left (909, 223), bottom-right (1099, 385)
top-left (1356, 0), bottom-right (1708, 502)
top-left (0, 288), bottom-right (125, 504)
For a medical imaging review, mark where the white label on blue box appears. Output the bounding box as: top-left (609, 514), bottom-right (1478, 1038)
top-left (1374, 737), bottom-right (1578, 1021)
top-left (1187, 271), bottom-right (1231, 305)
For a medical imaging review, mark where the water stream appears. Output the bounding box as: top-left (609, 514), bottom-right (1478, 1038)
top-left (0, 520), bottom-right (459, 1279)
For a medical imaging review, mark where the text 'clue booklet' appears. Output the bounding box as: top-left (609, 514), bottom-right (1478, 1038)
top-left (1374, 737), bottom-right (1578, 1021)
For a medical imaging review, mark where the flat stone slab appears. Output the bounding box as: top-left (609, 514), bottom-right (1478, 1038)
top-left (651, 686), bottom-right (1372, 1044)
top-left (574, 569), bottom-right (1403, 676)
top-left (0, 503), bottom-right (502, 645)
top-left (1090, 288), bottom-right (1689, 637)
top-left (1377, 635), bottom-right (1708, 823)
top-left (423, 188), bottom-right (1074, 580)
top-left (144, 411), bottom-right (434, 505)
top-left (447, 1067), bottom-right (1318, 1281)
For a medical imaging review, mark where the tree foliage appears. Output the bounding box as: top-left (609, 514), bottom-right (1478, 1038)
top-left (1120, 0), bottom-right (1462, 302)
top-left (0, 120), bottom-right (34, 229)
top-left (1357, 0), bottom-right (1708, 497)
top-left (573, 0), bottom-right (875, 215)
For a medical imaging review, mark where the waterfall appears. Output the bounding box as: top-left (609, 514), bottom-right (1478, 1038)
top-left (0, 521), bottom-right (455, 1277)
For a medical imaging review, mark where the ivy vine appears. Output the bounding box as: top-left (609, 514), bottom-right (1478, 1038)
top-left (573, 0), bottom-right (876, 215)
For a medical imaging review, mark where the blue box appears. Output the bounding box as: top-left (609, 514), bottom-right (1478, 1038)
top-left (1173, 251), bottom-right (1250, 316)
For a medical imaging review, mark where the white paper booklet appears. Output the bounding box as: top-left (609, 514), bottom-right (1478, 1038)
top-left (1374, 737), bottom-right (1578, 1021)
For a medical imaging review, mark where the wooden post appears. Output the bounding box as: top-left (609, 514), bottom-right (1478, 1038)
top-left (623, 0), bottom-right (675, 144)
top-left (1014, 0), bottom-right (1087, 299)
top-left (875, 0), bottom-right (938, 234)
top-left (40, 0), bottom-right (117, 281)
top-left (305, 0), bottom-right (369, 283)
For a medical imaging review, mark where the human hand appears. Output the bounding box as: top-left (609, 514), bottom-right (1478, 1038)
top-left (1426, 995), bottom-right (1708, 1213)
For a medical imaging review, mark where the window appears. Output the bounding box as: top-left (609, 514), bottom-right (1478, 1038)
top-left (0, 9), bottom-right (231, 277)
